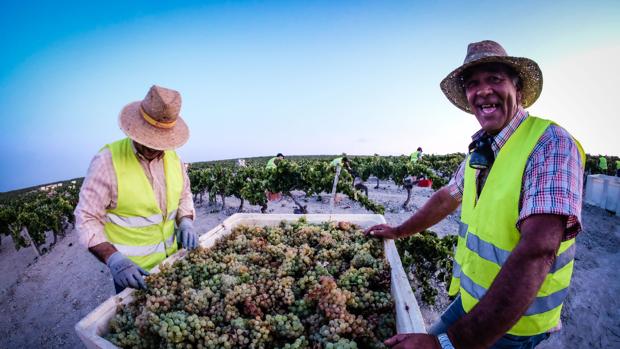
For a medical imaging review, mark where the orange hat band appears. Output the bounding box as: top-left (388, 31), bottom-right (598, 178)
top-left (140, 106), bottom-right (177, 129)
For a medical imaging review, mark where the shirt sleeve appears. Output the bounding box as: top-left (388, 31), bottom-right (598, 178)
top-left (446, 158), bottom-right (467, 203)
top-left (517, 125), bottom-right (584, 240)
top-left (176, 159), bottom-right (195, 222)
top-left (74, 149), bottom-right (116, 248)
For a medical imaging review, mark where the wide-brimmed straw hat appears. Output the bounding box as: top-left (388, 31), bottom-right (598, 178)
top-left (440, 40), bottom-right (543, 114)
top-left (118, 85), bottom-right (189, 150)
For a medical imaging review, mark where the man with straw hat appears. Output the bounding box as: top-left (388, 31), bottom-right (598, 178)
top-left (366, 41), bottom-right (585, 348)
top-left (75, 85), bottom-right (197, 293)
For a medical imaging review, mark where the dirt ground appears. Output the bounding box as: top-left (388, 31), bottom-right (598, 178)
top-left (0, 180), bottom-right (618, 348)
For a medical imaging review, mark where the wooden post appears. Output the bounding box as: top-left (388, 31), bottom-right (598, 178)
top-left (329, 166), bottom-right (342, 212)
top-left (21, 227), bottom-right (42, 256)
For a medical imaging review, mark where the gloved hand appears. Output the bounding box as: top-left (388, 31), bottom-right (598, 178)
top-left (106, 252), bottom-right (149, 290)
top-left (178, 217), bottom-right (198, 250)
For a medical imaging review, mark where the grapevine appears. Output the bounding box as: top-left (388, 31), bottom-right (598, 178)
top-left (395, 230), bottom-right (457, 305)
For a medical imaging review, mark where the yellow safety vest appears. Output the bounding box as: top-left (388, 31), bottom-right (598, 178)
top-left (330, 157), bottom-right (343, 167)
top-left (599, 157), bottom-right (608, 170)
top-left (104, 138), bottom-right (182, 271)
top-left (448, 116), bottom-right (585, 336)
top-left (266, 157), bottom-right (278, 169)
top-left (410, 151), bottom-right (421, 163)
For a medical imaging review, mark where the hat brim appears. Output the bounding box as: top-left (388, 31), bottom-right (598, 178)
top-left (118, 101), bottom-right (190, 151)
top-left (440, 56), bottom-right (543, 114)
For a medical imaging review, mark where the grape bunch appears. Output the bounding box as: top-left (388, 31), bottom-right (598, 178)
top-left (106, 218), bottom-right (395, 348)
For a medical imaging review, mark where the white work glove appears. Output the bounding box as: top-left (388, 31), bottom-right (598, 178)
top-left (178, 217), bottom-right (198, 250)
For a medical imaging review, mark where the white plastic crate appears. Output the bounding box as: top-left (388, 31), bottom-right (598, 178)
top-left (605, 179), bottom-right (620, 214)
top-left (75, 213), bottom-right (426, 349)
top-left (585, 175), bottom-right (606, 207)
top-left (585, 174), bottom-right (620, 214)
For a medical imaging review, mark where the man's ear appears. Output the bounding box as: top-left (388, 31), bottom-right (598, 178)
top-left (516, 89), bottom-right (523, 105)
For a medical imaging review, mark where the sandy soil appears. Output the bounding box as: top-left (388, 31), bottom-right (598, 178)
top-left (0, 180), bottom-right (618, 348)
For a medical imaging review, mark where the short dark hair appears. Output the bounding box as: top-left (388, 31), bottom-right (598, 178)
top-left (461, 62), bottom-right (522, 91)
top-left (276, 153), bottom-right (284, 157)
top-left (417, 147), bottom-right (422, 151)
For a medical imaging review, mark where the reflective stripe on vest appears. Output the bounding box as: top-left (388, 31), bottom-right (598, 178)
top-left (448, 209), bottom-right (469, 296)
top-left (459, 272), bottom-right (570, 316)
top-left (106, 209), bottom-right (178, 228)
top-left (464, 231), bottom-right (576, 273)
top-left (104, 138), bottom-right (183, 271)
top-left (113, 233), bottom-right (176, 257)
top-left (454, 116), bottom-right (585, 336)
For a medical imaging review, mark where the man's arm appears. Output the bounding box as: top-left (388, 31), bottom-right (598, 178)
top-left (176, 159), bottom-right (198, 250)
top-left (176, 160), bottom-right (195, 224)
top-left (365, 186), bottom-right (461, 239)
top-left (447, 214), bottom-right (565, 349)
top-left (397, 187), bottom-right (461, 237)
top-left (89, 242), bottom-right (118, 264)
top-left (74, 149), bottom-right (117, 263)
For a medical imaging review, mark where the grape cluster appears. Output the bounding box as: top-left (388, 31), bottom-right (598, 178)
top-left (106, 218), bottom-right (395, 348)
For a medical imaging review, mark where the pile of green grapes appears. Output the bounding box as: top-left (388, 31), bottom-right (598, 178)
top-left (106, 219), bottom-right (395, 348)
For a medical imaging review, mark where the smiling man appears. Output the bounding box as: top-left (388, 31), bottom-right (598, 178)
top-left (365, 41), bottom-right (585, 348)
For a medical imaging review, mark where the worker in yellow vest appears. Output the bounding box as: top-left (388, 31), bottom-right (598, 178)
top-left (330, 155), bottom-right (351, 171)
top-left (266, 153), bottom-right (284, 169)
top-left (75, 85), bottom-right (197, 293)
top-left (265, 153), bottom-right (285, 201)
top-left (366, 41), bottom-right (584, 349)
top-left (598, 155), bottom-right (608, 174)
top-left (329, 155), bottom-right (353, 203)
top-left (410, 147), bottom-right (423, 163)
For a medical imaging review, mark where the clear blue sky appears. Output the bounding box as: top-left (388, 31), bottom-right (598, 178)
top-left (1, 0), bottom-right (619, 191)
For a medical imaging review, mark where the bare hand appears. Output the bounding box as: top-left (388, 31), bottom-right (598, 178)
top-left (384, 333), bottom-right (441, 349)
top-left (364, 224), bottom-right (401, 239)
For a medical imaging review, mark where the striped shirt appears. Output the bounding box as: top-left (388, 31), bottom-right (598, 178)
top-left (447, 108), bottom-right (584, 239)
top-left (74, 141), bottom-right (195, 248)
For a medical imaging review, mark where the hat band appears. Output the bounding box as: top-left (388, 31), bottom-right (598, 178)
top-left (140, 106), bottom-right (177, 129)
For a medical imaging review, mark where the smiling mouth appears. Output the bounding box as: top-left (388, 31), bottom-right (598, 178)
top-left (479, 103), bottom-right (499, 115)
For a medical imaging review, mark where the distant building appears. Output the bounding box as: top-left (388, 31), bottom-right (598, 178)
top-left (40, 183), bottom-right (63, 192)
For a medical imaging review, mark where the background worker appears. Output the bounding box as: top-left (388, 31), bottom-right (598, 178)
top-left (75, 85), bottom-right (198, 293)
top-left (266, 153), bottom-right (284, 169)
top-left (330, 155), bottom-right (352, 171)
top-left (266, 153), bottom-right (284, 201)
top-left (598, 155), bottom-right (608, 174)
top-left (329, 155), bottom-right (352, 203)
top-left (331, 155), bottom-right (369, 197)
top-left (410, 147), bottom-right (423, 163)
top-left (366, 40), bottom-right (584, 349)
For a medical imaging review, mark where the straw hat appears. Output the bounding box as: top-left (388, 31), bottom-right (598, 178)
top-left (118, 85), bottom-right (189, 150)
top-left (440, 40), bottom-right (543, 114)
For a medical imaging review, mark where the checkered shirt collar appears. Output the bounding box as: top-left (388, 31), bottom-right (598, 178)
top-left (471, 107), bottom-right (529, 157)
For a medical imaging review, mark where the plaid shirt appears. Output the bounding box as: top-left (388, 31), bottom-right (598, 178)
top-left (74, 142), bottom-right (195, 248)
top-left (447, 108), bottom-right (584, 239)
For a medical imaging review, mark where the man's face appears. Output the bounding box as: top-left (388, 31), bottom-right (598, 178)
top-left (134, 141), bottom-right (164, 160)
top-left (463, 64), bottom-right (522, 135)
